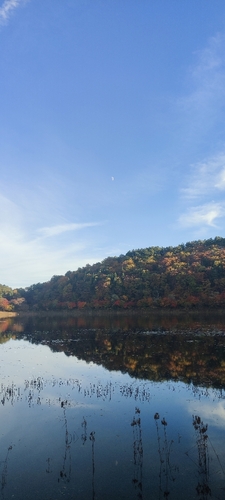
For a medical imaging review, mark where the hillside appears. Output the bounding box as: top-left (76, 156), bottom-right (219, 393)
top-left (2, 237), bottom-right (225, 312)
top-left (9, 236), bottom-right (225, 311)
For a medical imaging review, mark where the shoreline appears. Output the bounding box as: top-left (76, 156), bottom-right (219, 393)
top-left (0, 311), bottom-right (18, 318)
top-left (16, 307), bottom-right (225, 318)
top-left (1, 307), bottom-right (225, 319)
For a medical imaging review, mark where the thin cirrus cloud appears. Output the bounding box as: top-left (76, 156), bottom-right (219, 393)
top-left (0, 220), bottom-right (102, 287)
top-left (1, 237), bottom-right (98, 288)
top-left (180, 33), bottom-right (225, 121)
top-left (0, 0), bottom-right (27, 24)
top-left (181, 152), bottom-right (225, 200)
top-left (176, 33), bottom-right (225, 233)
top-left (37, 222), bottom-right (101, 238)
top-left (178, 202), bottom-right (225, 229)
top-left (0, 194), bottom-right (103, 286)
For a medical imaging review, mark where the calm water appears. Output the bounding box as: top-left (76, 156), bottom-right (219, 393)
top-left (1, 313), bottom-right (225, 499)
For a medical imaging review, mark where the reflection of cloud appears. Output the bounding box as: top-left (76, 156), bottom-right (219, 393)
top-left (178, 202), bottom-right (225, 228)
top-left (38, 222), bottom-right (100, 238)
top-left (0, 0), bottom-right (27, 24)
top-left (187, 400), bottom-right (225, 429)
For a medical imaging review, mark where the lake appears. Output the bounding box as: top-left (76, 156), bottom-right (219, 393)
top-left (1, 312), bottom-right (225, 499)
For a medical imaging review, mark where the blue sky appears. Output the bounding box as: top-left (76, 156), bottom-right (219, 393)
top-left (1, 1), bottom-right (225, 287)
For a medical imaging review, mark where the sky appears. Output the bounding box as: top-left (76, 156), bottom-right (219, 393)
top-left (1, 1), bottom-right (225, 287)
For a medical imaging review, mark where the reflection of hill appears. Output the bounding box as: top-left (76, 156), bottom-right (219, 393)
top-left (47, 331), bottom-right (225, 389)
top-left (4, 313), bottom-right (225, 389)
top-left (0, 333), bottom-right (14, 344)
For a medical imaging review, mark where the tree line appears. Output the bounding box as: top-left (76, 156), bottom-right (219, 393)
top-left (2, 236), bottom-right (225, 311)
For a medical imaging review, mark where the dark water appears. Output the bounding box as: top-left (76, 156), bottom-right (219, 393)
top-left (1, 313), bottom-right (225, 499)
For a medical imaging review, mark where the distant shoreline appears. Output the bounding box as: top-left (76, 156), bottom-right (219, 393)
top-left (15, 307), bottom-right (225, 317)
top-left (1, 308), bottom-right (225, 319)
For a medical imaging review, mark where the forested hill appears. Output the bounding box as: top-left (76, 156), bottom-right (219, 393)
top-left (18, 236), bottom-right (225, 311)
top-left (2, 236), bottom-right (225, 312)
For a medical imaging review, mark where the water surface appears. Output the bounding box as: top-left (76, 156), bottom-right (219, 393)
top-left (1, 313), bottom-right (225, 499)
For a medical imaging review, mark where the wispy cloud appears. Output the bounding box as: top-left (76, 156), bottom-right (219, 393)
top-left (38, 222), bottom-right (101, 238)
top-left (0, 194), bottom-right (105, 287)
top-left (182, 152), bottom-right (225, 199)
top-left (0, 0), bottom-right (27, 24)
top-left (175, 32), bottom-right (225, 234)
top-left (178, 202), bottom-right (225, 229)
top-left (180, 33), bottom-right (225, 123)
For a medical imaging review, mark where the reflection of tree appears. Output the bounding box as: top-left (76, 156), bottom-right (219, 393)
top-left (131, 407), bottom-right (143, 499)
top-left (1, 384), bottom-right (18, 406)
top-left (12, 325), bottom-right (225, 389)
top-left (192, 415), bottom-right (211, 500)
top-left (0, 446), bottom-right (12, 500)
top-left (81, 417), bottom-right (87, 445)
top-left (89, 431), bottom-right (95, 500)
top-left (57, 409), bottom-right (96, 499)
top-left (25, 377), bottom-right (43, 407)
top-left (154, 413), bottom-right (177, 499)
top-left (0, 377), bottom-right (151, 409)
top-left (4, 313), bottom-right (225, 389)
top-left (185, 415), bottom-right (225, 500)
top-left (58, 401), bottom-right (72, 484)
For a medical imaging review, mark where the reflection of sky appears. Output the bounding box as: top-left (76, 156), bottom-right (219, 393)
top-left (0, 338), bottom-right (123, 384)
top-left (1, 337), bottom-right (222, 459)
top-left (1, 339), bottom-right (225, 499)
top-left (0, 338), bottom-right (142, 411)
top-left (186, 398), bottom-right (225, 428)
top-left (2, 339), bottom-right (225, 417)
